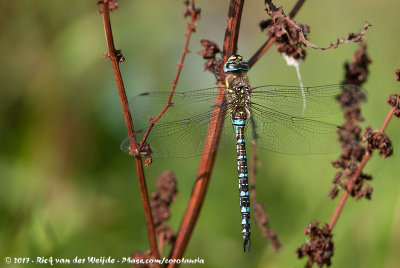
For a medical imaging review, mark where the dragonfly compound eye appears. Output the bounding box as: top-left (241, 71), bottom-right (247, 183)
top-left (224, 55), bottom-right (250, 73)
top-left (228, 54), bottom-right (242, 61)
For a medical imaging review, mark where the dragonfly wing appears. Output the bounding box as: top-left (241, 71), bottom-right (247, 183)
top-left (121, 108), bottom-right (236, 157)
top-left (247, 104), bottom-right (340, 154)
top-left (128, 87), bottom-right (225, 129)
top-left (122, 87), bottom-right (238, 157)
top-left (250, 84), bottom-right (364, 118)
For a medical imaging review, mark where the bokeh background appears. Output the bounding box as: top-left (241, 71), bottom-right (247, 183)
top-left (1, 0), bottom-right (399, 267)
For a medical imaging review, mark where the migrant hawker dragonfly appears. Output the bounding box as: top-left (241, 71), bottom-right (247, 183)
top-left (121, 54), bottom-right (361, 252)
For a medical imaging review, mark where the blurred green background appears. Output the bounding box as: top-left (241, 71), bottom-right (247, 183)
top-left (1, 0), bottom-right (399, 267)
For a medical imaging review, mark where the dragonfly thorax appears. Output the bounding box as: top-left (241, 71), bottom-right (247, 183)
top-left (225, 73), bottom-right (252, 119)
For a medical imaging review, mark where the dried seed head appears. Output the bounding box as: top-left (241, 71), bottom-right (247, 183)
top-left (296, 221), bottom-right (334, 267)
top-left (343, 44), bottom-right (371, 86)
top-left (156, 171), bottom-right (178, 204)
top-left (97, 0), bottom-right (119, 11)
top-left (137, 143), bottom-right (152, 158)
top-left (387, 94), bottom-right (400, 118)
top-left (131, 250), bottom-right (157, 268)
top-left (116, 49), bottom-right (125, 63)
top-left (264, 6), bottom-right (308, 60)
top-left (329, 186), bottom-right (339, 199)
top-left (336, 86), bottom-right (366, 111)
top-left (344, 171), bottom-right (373, 198)
top-left (199, 39), bottom-right (221, 59)
top-left (102, 50), bottom-right (125, 62)
top-left (332, 45), bottom-right (371, 200)
top-left (253, 201), bottom-right (281, 251)
top-left (262, 3), bottom-right (370, 62)
top-left (149, 171), bottom-right (177, 245)
top-left (144, 156), bottom-right (152, 167)
top-left (183, 0), bottom-right (201, 21)
top-left (199, 39), bottom-right (222, 74)
top-left (363, 127), bottom-right (393, 158)
top-left (156, 225), bottom-right (176, 245)
top-left (259, 19), bottom-right (272, 31)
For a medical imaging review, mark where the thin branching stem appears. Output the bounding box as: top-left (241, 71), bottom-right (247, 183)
top-left (328, 152), bottom-right (371, 230)
top-left (137, 0), bottom-right (198, 154)
top-left (248, 0), bottom-right (307, 68)
top-left (305, 258), bottom-right (313, 268)
top-left (99, 1), bottom-right (160, 260)
top-left (306, 105), bottom-right (397, 267)
top-left (328, 105), bottom-right (396, 230)
top-left (288, 0), bottom-right (306, 18)
top-left (248, 37), bottom-right (276, 69)
top-left (167, 0), bottom-right (245, 265)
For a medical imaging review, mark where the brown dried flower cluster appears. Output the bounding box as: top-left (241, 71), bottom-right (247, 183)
top-left (199, 39), bottom-right (222, 75)
top-left (150, 171), bottom-right (178, 244)
top-left (130, 171), bottom-right (177, 265)
top-left (343, 44), bottom-right (371, 85)
top-left (363, 127), bottom-right (393, 158)
top-left (263, 4), bottom-right (309, 60)
top-left (330, 45), bottom-right (371, 200)
top-left (130, 250), bottom-right (158, 268)
top-left (296, 221), bottom-right (334, 267)
top-left (183, 0), bottom-right (201, 21)
top-left (387, 94), bottom-right (400, 118)
top-left (262, 1), bottom-right (370, 61)
top-left (103, 49), bottom-right (125, 63)
top-left (128, 141), bottom-right (153, 167)
top-left (97, 0), bottom-right (119, 13)
top-left (252, 201), bottom-right (281, 251)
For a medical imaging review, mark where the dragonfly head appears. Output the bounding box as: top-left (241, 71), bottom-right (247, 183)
top-left (224, 54), bottom-right (249, 73)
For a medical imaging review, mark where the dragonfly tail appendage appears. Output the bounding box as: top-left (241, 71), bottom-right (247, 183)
top-left (243, 237), bottom-right (251, 253)
top-left (233, 117), bottom-right (251, 253)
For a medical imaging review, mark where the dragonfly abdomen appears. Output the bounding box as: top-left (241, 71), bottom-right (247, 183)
top-left (232, 116), bottom-right (251, 253)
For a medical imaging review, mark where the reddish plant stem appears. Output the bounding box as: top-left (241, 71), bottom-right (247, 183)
top-left (247, 0), bottom-right (306, 68)
top-left (305, 258), bottom-right (313, 268)
top-left (158, 235), bottom-right (164, 257)
top-left (379, 106), bottom-right (396, 133)
top-left (100, 2), bottom-right (160, 260)
top-left (137, 0), bottom-right (198, 154)
top-left (328, 106), bottom-right (396, 230)
top-left (305, 108), bottom-right (397, 268)
top-left (167, 0), bottom-right (245, 265)
top-left (288, 0), bottom-right (306, 18)
top-left (249, 129), bottom-right (281, 251)
top-left (328, 151), bottom-right (371, 230)
top-left (248, 37), bottom-right (276, 68)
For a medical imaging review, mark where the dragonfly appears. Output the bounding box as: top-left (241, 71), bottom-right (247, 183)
top-left (121, 54), bottom-right (362, 252)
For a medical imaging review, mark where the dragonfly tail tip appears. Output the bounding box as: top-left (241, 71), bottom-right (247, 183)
top-left (243, 238), bottom-right (251, 253)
